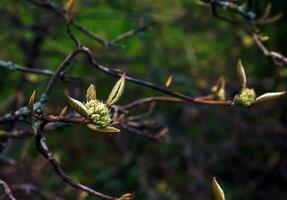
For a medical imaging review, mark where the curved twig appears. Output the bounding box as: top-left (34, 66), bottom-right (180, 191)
top-left (0, 179), bottom-right (16, 200)
top-left (34, 121), bottom-right (119, 200)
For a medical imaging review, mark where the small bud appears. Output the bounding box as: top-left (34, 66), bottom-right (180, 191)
top-left (64, 0), bottom-right (75, 23)
top-left (86, 84), bottom-right (96, 102)
top-left (165, 75), bottom-right (173, 87)
top-left (237, 59), bottom-right (247, 89)
top-left (212, 76), bottom-right (226, 100)
top-left (255, 91), bottom-right (285, 104)
top-left (235, 88), bottom-right (256, 106)
top-left (259, 35), bottom-right (269, 42)
top-left (106, 73), bottom-right (126, 106)
top-left (117, 193), bottom-right (134, 200)
top-left (28, 90), bottom-right (37, 112)
top-left (87, 123), bottom-right (120, 133)
top-left (59, 106), bottom-right (68, 118)
top-left (212, 177), bottom-right (225, 200)
top-left (67, 96), bottom-right (89, 118)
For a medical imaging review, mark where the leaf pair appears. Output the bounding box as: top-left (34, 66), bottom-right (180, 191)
top-left (86, 73), bottom-right (125, 107)
top-left (236, 60), bottom-right (285, 105)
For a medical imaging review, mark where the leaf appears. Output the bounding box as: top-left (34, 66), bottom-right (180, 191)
top-left (106, 73), bottom-right (126, 106)
top-left (28, 90), bottom-right (36, 112)
top-left (165, 75), bottom-right (173, 87)
top-left (117, 193), bottom-right (134, 200)
top-left (64, 0), bottom-right (75, 23)
top-left (255, 91), bottom-right (285, 104)
top-left (86, 84), bottom-right (96, 102)
top-left (237, 59), bottom-right (247, 89)
top-left (212, 177), bottom-right (225, 200)
top-left (87, 124), bottom-right (120, 133)
top-left (67, 96), bottom-right (89, 118)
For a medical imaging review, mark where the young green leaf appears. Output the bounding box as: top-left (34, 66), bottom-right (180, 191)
top-left (212, 177), bottom-right (225, 200)
top-left (28, 90), bottom-right (36, 112)
top-left (64, 0), bottom-right (75, 23)
top-left (255, 91), bottom-right (285, 104)
top-left (165, 75), bottom-right (173, 87)
top-left (106, 73), bottom-right (126, 106)
top-left (237, 59), bottom-right (247, 89)
top-left (67, 96), bottom-right (89, 118)
top-left (86, 84), bottom-right (96, 102)
top-left (87, 124), bottom-right (120, 133)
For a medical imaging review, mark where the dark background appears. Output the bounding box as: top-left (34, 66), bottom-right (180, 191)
top-left (0, 0), bottom-right (287, 199)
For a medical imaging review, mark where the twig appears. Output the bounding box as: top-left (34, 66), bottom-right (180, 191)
top-left (0, 179), bottom-right (16, 200)
top-left (80, 46), bottom-right (233, 105)
top-left (43, 49), bottom-right (81, 97)
top-left (204, 0), bottom-right (287, 67)
top-left (251, 32), bottom-right (287, 66)
top-left (11, 183), bottom-right (64, 200)
top-left (0, 130), bottom-right (33, 139)
top-left (23, 0), bottom-right (112, 48)
top-left (23, 0), bottom-right (151, 48)
top-left (111, 23), bottom-right (154, 44)
top-left (34, 121), bottom-right (119, 200)
top-left (0, 60), bottom-right (78, 81)
top-left (123, 96), bottom-right (182, 109)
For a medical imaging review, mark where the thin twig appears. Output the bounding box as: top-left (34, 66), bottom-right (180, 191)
top-left (80, 46), bottom-right (233, 105)
top-left (0, 179), bottom-right (16, 200)
top-left (111, 23), bottom-right (154, 44)
top-left (34, 121), bottom-right (119, 200)
top-left (123, 96), bottom-right (182, 109)
top-left (0, 60), bottom-right (78, 81)
top-left (43, 49), bottom-right (81, 97)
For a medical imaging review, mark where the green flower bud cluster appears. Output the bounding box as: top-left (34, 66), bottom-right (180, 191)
top-left (67, 74), bottom-right (125, 133)
top-left (86, 100), bottom-right (111, 128)
top-left (236, 88), bottom-right (256, 106)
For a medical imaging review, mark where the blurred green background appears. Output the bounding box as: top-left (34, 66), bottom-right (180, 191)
top-left (0, 0), bottom-right (287, 199)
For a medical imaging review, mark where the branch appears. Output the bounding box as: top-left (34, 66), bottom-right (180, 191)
top-left (80, 46), bottom-right (233, 105)
top-left (0, 107), bottom-right (30, 124)
top-left (0, 179), bottom-right (16, 200)
top-left (0, 60), bottom-right (79, 81)
top-left (204, 0), bottom-right (287, 67)
top-left (123, 96), bottom-right (182, 110)
top-left (251, 32), bottom-right (287, 66)
top-left (43, 49), bottom-right (81, 97)
top-left (34, 121), bottom-right (123, 200)
top-left (0, 130), bottom-right (33, 139)
top-left (111, 23), bottom-right (154, 44)
top-left (23, 0), bottom-right (152, 48)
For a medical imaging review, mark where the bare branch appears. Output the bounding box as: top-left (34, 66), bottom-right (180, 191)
top-left (0, 179), bottom-right (16, 200)
top-left (34, 121), bottom-right (122, 200)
